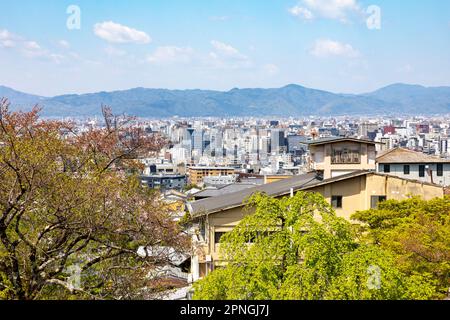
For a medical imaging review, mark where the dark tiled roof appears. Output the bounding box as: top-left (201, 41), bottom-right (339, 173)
top-left (193, 183), bottom-right (259, 198)
top-left (306, 137), bottom-right (377, 146)
top-left (188, 172), bottom-right (321, 217)
top-left (188, 171), bottom-right (368, 217)
top-left (187, 170), bottom-right (444, 217)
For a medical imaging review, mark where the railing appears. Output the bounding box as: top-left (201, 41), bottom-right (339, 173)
top-left (331, 151), bottom-right (361, 164)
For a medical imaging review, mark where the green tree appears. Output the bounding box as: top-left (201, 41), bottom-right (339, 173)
top-left (352, 196), bottom-right (450, 298)
top-left (0, 100), bottom-right (189, 300)
top-left (193, 192), bottom-right (438, 300)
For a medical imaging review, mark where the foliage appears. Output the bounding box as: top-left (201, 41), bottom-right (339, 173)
top-left (352, 196), bottom-right (450, 298)
top-left (193, 192), bottom-right (439, 300)
top-left (0, 100), bottom-right (189, 300)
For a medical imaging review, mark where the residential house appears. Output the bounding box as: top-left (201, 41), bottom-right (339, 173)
top-left (376, 147), bottom-right (450, 186)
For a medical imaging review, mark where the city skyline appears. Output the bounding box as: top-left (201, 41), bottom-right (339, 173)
top-left (1, 1), bottom-right (449, 304)
top-left (0, 0), bottom-right (449, 96)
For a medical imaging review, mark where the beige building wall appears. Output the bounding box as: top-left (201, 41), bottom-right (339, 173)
top-left (305, 175), bottom-right (368, 221)
top-left (206, 207), bottom-right (252, 263)
top-left (189, 167), bottom-right (235, 185)
top-left (195, 173), bottom-right (444, 269)
top-left (366, 174), bottom-right (443, 202)
top-left (264, 175), bottom-right (293, 184)
top-left (310, 142), bottom-right (376, 179)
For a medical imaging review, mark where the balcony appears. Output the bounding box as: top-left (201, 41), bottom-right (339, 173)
top-left (331, 150), bottom-right (361, 164)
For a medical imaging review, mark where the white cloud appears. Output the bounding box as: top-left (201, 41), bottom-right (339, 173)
top-left (263, 64), bottom-right (280, 75)
top-left (397, 64), bottom-right (414, 73)
top-left (289, 0), bottom-right (361, 22)
top-left (24, 41), bottom-right (41, 50)
top-left (310, 39), bottom-right (360, 58)
top-left (22, 41), bottom-right (47, 58)
top-left (147, 46), bottom-right (194, 64)
top-left (0, 29), bottom-right (99, 68)
top-left (210, 40), bottom-right (248, 60)
top-left (104, 46), bottom-right (127, 57)
top-left (208, 40), bottom-right (251, 69)
top-left (93, 21), bottom-right (151, 44)
top-left (21, 41), bottom-right (65, 64)
top-left (58, 40), bottom-right (70, 49)
top-left (0, 30), bottom-right (66, 64)
top-left (0, 29), bottom-right (19, 48)
top-left (289, 6), bottom-right (314, 20)
top-left (209, 16), bottom-right (230, 21)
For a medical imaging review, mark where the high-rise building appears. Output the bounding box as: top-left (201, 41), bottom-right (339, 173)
top-left (270, 129), bottom-right (286, 154)
top-left (192, 129), bottom-right (204, 155)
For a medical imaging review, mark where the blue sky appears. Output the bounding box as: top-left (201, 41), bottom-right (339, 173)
top-left (0, 0), bottom-right (449, 96)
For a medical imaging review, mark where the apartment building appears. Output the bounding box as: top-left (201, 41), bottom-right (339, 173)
top-left (188, 166), bottom-right (235, 186)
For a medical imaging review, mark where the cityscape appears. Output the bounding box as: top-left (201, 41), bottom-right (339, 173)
top-left (0, 0), bottom-right (449, 311)
top-left (62, 113), bottom-right (450, 189)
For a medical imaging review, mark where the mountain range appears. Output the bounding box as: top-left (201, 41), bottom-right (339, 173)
top-left (1, 83), bottom-right (450, 118)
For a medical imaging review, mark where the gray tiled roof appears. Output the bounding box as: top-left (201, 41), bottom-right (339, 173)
top-left (188, 170), bottom-right (444, 217)
top-left (188, 172), bottom-right (321, 217)
top-left (193, 183), bottom-right (259, 198)
top-left (376, 148), bottom-right (450, 164)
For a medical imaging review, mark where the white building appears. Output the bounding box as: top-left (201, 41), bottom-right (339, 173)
top-left (376, 148), bottom-right (450, 187)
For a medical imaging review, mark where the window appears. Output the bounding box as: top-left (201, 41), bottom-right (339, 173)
top-left (331, 148), bottom-right (361, 164)
top-left (371, 196), bottom-right (387, 209)
top-left (383, 164), bottom-right (391, 173)
top-left (437, 164), bottom-right (443, 177)
top-left (214, 232), bottom-right (227, 244)
top-left (419, 165), bottom-right (425, 177)
top-left (331, 196), bottom-right (343, 209)
top-left (403, 165), bottom-right (410, 175)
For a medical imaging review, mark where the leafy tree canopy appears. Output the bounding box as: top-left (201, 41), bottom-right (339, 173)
top-left (193, 192), bottom-right (439, 300)
top-left (352, 196), bottom-right (450, 297)
top-left (0, 100), bottom-right (189, 300)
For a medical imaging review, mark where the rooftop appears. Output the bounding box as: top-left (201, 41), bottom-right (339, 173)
top-left (141, 174), bottom-right (186, 179)
top-left (306, 137), bottom-right (378, 146)
top-left (376, 148), bottom-right (450, 164)
top-left (187, 170), bottom-right (444, 217)
top-left (189, 166), bottom-right (235, 170)
top-left (192, 183), bottom-right (259, 199)
top-left (188, 172), bottom-right (321, 217)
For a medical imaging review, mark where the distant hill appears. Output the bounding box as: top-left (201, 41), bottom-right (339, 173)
top-left (0, 86), bottom-right (46, 109)
top-left (1, 83), bottom-right (449, 117)
top-left (364, 83), bottom-right (450, 114)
